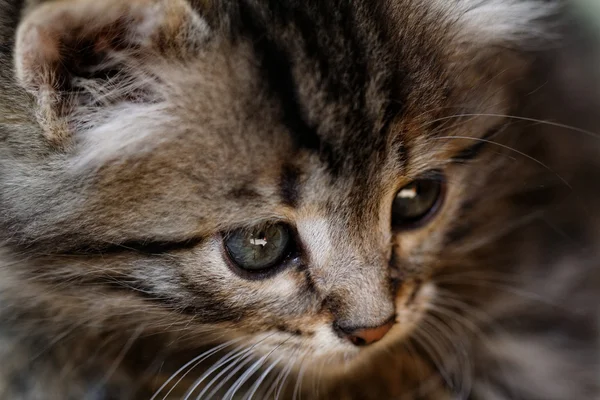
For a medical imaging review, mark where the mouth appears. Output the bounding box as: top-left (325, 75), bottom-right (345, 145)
top-left (227, 281), bottom-right (437, 378)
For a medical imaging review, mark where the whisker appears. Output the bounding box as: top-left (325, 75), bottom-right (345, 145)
top-left (420, 316), bottom-right (473, 397)
top-left (444, 210), bottom-right (547, 255)
top-left (194, 332), bottom-right (277, 399)
top-left (225, 336), bottom-right (291, 400)
top-left (189, 344), bottom-right (253, 400)
top-left (397, 340), bottom-right (436, 400)
top-left (276, 351), bottom-right (302, 400)
top-left (30, 320), bottom-right (88, 361)
top-left (410, 329), bottom-right (453, 390)
top-left (426, 113), bottom-right (600, 140)
top-left (542, 217), bottom-right (588, 250)
top-left (197, 350), bottom-right (256, 400)
top-left (292, 351), bottom-right (310, 400)
top-left (150, 338), bottom-right (242, 400)
top-left (222, 354), bottom-right (271, 399)
top-left (242, 354), bottom-right (284, 400)
top-left (434, 275), bottom-right (561, 308)
top-left (96, 324), bottom-right (145, 390)
top-left (241, 337), bottom-right (294, 400)
top-left (310, 353), bottom-right (330, 399)
top-left (434, 135), bottom-right (572, 189)
top-left (429, 304), bottom-right (481, 340)
top-left (263, 347), bottom-right (301, 400)
top-left (429, 297), bottom-right (522, 400)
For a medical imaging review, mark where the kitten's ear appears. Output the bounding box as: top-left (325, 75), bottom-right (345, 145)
top-left (15, 0), bottom-right (209, 148)
top-left (438, 0), bottom-right (566, 97)
top-left (442, 0), bottom-right (564, 50)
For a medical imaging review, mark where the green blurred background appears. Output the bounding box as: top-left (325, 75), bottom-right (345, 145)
top-left (577, 0), bottom-right (600, 32)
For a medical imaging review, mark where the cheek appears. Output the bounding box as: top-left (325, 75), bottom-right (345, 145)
top-left (258, 274), bottom-right (297, 297)
top-left (387, 281), bottom-right (436, 343)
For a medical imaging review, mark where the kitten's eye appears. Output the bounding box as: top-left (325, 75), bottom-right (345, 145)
top-left (224, 223), bottom-right (292, 271)
top-left (392, 172), bottom-right (445, 229)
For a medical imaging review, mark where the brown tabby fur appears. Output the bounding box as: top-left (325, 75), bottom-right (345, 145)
top-left (0, 0), bottom-right (599, 399)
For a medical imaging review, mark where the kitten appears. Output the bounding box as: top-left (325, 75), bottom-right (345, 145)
top-left (0, 0), bottom-right (598, 399)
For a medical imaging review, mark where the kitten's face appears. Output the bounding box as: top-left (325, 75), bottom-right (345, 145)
top-left (4, 0), bottom-right (565, 381)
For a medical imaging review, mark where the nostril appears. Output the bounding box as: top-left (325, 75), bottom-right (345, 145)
top-left (335, 320), bottom-right (394, 347)
top-left (349, 335), bottom-right (367, 347)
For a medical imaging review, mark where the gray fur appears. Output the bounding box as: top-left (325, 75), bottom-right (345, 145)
top-left (0, 0), bottom-right (599, 399)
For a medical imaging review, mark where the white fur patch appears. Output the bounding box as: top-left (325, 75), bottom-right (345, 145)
top-left (70, 103), bottom-right (175, 170)
top-left (296, 217), bottom-right (333, 267)
top-left (311, 324), bottom-right (355, 356)
top-left (430, 0), bottom-right (561, 47)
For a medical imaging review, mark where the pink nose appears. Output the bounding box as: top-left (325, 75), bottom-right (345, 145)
top-left (340, 320), bottom-right (394, 346)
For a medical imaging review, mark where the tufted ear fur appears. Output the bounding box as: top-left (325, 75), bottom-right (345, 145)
top-left (434, 0), bottom-right (564, 49)
top-left (426, 0), bottom-right (568, 109)
top-left (14, 0), bottom-right (209, 149)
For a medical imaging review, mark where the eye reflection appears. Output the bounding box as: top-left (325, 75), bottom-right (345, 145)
top-left (392, 172), bottom-right (445, 229)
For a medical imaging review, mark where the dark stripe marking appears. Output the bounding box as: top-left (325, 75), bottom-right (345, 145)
top-left (237, 0), bottom-right (321, 152)
top-left (450, 123), bottom-right (506, 163)
top-left (279, 164), bottom-right (300, 207)
top-left (56, 238), bottom-right (204, 256)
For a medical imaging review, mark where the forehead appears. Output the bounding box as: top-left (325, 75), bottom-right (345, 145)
top-left (207, 0), bottom-right (450, 177)
top-left (80, 0), bottom-right (463, 233)
top-left (98, 0), bottom-right (458, 201)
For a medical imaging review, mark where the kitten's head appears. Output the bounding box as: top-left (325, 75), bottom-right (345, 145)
top-left (1, 0), bottom-right (575, 384)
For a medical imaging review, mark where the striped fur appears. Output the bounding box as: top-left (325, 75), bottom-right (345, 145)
top-left (0, 0), bottom-right (598, 398)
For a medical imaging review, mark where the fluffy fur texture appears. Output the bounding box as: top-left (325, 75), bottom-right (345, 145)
top-left (0, 0), bottom-right (599, 399)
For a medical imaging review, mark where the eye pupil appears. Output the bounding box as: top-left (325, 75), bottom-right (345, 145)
top-left (224, 223), bottom-right (292, 272)
top-left (392, 172), bottom-right (444, 229)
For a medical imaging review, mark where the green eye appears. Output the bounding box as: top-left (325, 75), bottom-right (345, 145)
top-left (223, 223), bottom-right (292, 272)
top-left (392, 172), bottom-right (444, 229)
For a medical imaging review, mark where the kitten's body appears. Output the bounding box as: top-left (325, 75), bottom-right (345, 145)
top-left (0, 0), bottom-right (599, 399)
